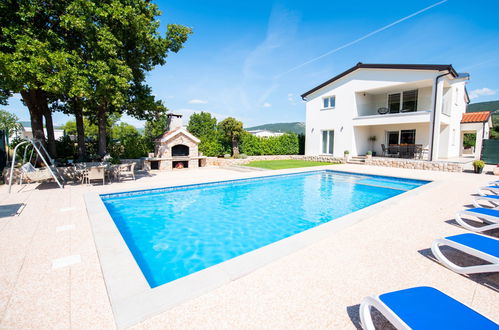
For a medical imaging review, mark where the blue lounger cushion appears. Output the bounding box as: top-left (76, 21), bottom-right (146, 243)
top-left (465, 207), bottom-right (499, 217)
top-left (446, 233), bottom-right (499, 259)
top-left (482, 195), bottom-right (499, 200)
top-left (379, 287), bottom-right (498, 329)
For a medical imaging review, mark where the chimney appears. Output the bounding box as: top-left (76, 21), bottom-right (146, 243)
top-left (166, 113), bottom-right (183, 131)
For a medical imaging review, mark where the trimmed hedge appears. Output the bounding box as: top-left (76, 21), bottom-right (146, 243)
top-left (240, 132), bottom-right (300, 156)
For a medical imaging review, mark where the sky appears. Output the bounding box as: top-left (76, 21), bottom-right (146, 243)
top-left (3, 0), bottom-right (499, 128)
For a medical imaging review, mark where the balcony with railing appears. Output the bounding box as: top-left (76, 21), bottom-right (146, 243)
top-left (353, 86), bottom-right (433, 126)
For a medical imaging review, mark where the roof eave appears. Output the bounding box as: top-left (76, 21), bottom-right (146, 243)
top-left (301, 63), bottom-right (460, 100)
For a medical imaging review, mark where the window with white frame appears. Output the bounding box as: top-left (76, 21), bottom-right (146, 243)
top-left (322, 96), bottom-right (336, 109)
top-left (388, 89), bottom-right (418, 113)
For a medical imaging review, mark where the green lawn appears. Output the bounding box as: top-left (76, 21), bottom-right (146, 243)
top-left (245, 159), bottom-right (336, 170)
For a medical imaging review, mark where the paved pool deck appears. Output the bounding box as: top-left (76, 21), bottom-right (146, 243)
top-left (0, 164), bottom-right (497, 329)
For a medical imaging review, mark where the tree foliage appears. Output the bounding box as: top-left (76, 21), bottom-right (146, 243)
top-left (187, 112), bottom-right (218, 138)
top-left (0, 0), bottom-right (191, 158)
top-left (463, 133), bottom-right (476, 148)
top-left (186, 112), bottom-right (223, 156)
top-left (0, 110), bottom-right (21, 137)
top-left (108, 122), bottom-right (149, 159)
top-left (218, 117), bottom-right (244, 156)
top-left (63, 118), bottom-right (99, 139)
top-left (240, 132), bottom-right (300, 156)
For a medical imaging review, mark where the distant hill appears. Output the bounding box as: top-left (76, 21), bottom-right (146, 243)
top-left (467, 100), bottom-right (499, 113)
top-left (245, 122), bottom-right (305, 135)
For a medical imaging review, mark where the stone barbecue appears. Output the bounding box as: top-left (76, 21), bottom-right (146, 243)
top-left (144, 114), bottom-right (207, 171)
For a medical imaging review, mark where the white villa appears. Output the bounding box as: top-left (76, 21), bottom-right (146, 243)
top-left (301, 63), bottom-right (492, 160)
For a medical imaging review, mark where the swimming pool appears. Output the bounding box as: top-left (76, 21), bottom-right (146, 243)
top-left (101, 170), bottom-right (428, 288)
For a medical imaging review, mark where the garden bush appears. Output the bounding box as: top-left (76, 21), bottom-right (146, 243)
top-left (239, 132), bottom-right (300, 156)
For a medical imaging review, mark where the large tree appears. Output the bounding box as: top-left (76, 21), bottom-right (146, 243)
top-left (187, 112), bottom-right (218, 139)
top-left (187, 111), bottom-right (223, 156)
top-left (61, 0), bottom-right (191, 156)
top-left (218, 117), bottom-right (244, 157)
top-left (0, 0), bottom-right (87, 157)
top-left (0, 0), bottom-right (191, 159)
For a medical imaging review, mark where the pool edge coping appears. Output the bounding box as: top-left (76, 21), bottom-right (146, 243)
top-left (84, 167), bottom-right (437, 328)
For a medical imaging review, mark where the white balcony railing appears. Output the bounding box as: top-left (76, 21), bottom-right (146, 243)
top-left (352, 110), bottom-right (431, 126)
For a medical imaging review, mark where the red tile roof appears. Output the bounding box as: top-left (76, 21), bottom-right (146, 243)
top-left (461, 111), bottom-right (491, 123)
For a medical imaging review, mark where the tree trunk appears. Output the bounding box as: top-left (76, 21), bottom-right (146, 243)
top-left (231, 137), bottom-right (239, 157)
top-left (43, 104), bottom-right (57, 158)
top-left (20, 89), bottom-right (46, 142)
top-left (72, 99), bottom-right (86, 161)
top-left (97, 104), bottom-right (107, 157)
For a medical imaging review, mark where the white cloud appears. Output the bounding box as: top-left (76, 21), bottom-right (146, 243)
top-left (262, 102), bottom-right (272, 108)
top-left (469, 88), bottom-right (497, 100)
top-left (188, 99), bottom-right (208, 104)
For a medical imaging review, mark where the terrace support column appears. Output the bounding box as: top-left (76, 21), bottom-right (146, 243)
top-left (429, 77), bottom-right (445, 161)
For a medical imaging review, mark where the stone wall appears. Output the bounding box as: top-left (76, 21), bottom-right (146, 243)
top-left (205, 155), bottom-right (344, 167)
top-left (365, 157), bottom-right (463, 172)
top-left (206, 155), bottom-right (464, 172)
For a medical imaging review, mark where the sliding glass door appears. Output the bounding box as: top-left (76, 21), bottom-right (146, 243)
top-left (387, 131), bottom-right (399, 145)
top-left (322, 130), bottom-right (334, 154)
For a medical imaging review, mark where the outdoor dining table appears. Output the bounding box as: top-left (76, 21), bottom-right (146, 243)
top-left (73, 162), bottom-right (118, 183)
top-left (387, 144), bottom-right (424, 159)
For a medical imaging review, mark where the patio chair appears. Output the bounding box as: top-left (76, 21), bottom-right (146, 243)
top-left (359, 286), bottom-right (497, 330)
top-left (414, 145), bottom-right (423, 159)
top-left (381, 144), bottom-right (387, 157)
top-left (478, 185), bottom-right (499, 196)
top-left (455, 208), bottom-right (499, 232)
top-left (399, 145), bottom-right (409, 158)
top-left (117, 162), bottom-right (136, 181)
top-left (82, 166), bottom-right (106, 185)
top-left (473, 195), bottom-right (499, 209)
top-left (387, 145), bottom-right (399, 157)
top-left (431, 233), bottom-right (499, 274)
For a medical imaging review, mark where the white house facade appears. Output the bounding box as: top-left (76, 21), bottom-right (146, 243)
top-left (301, 63), bottom-right (488, 160)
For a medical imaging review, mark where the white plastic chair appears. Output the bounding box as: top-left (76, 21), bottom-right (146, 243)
top-left (82, 166), bottom-right (106, 185)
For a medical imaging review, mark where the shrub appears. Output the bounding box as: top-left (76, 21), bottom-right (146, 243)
top-left (199, 138), bottom-right (224, 157)
top-left (224, 153), bottom-right (231, 159)
top-left (239, 153), bottom-right (248, 159)
top-left (344, 150), bottom-right (350, 155)
top-left (55, 135), bottom-right (76, 160)
top-left (9, 137), bottom-right (30, 162)
top-left (240, 133), bottom-right (299, 156)
top-left (473, 160), bottom-right (485, 168)
top-left (298, 134), bottom-right (305, 155)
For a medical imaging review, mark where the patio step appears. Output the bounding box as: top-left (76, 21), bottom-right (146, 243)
top-left (347, 156), bottom-right (366, 165)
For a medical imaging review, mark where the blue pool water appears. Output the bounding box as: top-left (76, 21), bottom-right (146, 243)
top-left (101, 170), bottom-right (428, 288)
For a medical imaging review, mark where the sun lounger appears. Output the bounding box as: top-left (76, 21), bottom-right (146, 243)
top-left (431, 233), bottom-right (499, 274)
top-left (489, 180), bottom-right (499, 186)
top-left (478, 185), bottom-right (499, 196)
top-left (455, 208), bottom-right (499, 232)
top-left (360, 286), bottom-right (498, 329)
top-left (473, 195), bottom-right (499, 209)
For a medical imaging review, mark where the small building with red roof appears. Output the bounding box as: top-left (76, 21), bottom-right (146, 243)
top-left (460, 111), bottom-right (492, 158)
